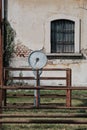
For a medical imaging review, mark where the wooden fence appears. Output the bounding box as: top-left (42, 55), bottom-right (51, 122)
top-left (0, 67), bottom-right (87, 125)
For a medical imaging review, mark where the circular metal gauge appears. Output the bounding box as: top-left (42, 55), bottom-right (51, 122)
top-left (28, 50), bottom-right (47, 69)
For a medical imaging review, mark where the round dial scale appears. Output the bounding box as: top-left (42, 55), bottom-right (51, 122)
top-left (28, 50), bottom-right (47, 69)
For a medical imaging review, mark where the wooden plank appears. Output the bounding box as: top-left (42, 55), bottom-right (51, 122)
top-left (66, 69), bottom-right (72, 107)
top-left (0, 113), bottom-right (87, 118)
top-left (1, 86), bottom-right (87, 90)
top-left (7, 94), bottom-right (66, 98)
top-left (2, 105), bottom-right (87, 109)
top-left (4, 67), bottom-right (70, 71)
top-left (0, 119), bottom-right (87, 124)
top-left (5, 76), bottom-right (66, 80)
top-left (0, 0), bottom-right (3, 128)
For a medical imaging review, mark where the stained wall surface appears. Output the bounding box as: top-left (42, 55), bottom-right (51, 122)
top-left (8, 0), bottom-right (87, 86)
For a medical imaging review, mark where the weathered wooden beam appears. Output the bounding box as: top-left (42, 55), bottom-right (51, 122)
top-left (0, 119), bottom-right (87, 124)
top-left (0, 0), bottom-right (3, 128)
top-left (66, 69), bottom-right (72, 107)
top-left (0, 113), bottom-right (87, 118)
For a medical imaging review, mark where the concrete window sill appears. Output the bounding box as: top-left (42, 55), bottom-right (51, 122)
top-left (46, 53), bottom-right (83, 59)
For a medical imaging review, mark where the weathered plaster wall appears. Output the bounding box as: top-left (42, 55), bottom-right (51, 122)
top-left (8, 0), bottom-right (87, 86)
top-left (8, 0), bottom-right (87, 50)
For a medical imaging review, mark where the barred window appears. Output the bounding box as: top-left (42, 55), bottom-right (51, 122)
top-left (51, 19), bottom-right (75, 53)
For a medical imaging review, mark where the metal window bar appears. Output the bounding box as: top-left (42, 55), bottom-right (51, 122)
top-left (51, 20), bottom-right (75, 53)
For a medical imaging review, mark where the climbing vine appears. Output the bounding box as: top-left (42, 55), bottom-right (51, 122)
top-left (3, 20), bottom-right (16, 67)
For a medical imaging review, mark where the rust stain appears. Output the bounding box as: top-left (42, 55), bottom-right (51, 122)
top-left (47, 59), bottom-right (82, 68)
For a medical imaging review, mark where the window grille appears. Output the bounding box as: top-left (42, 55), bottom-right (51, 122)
top-left (51, 19), bottom-right (75, 53)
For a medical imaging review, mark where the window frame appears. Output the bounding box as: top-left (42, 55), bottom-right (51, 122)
top-left (44, 14), bottom-right (81, 56)
top-left (51, 19), bottom-right (75, 53)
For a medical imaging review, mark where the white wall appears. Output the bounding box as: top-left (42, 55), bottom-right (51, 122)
top-left (8, 0), bottom-right (87, 86)
top-left (8, 0), bottom-right (87, 50)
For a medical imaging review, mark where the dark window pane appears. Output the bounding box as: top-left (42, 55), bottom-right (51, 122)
top-left (51, 19), bottom-right (75, 53)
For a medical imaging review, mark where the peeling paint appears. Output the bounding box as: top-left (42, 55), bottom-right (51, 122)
top-left (14, 43), bottom-right (32, 57)
top-left (81, 48), bottom-right (87, 58)
top-left (8, 0), bottom-right (87, 86)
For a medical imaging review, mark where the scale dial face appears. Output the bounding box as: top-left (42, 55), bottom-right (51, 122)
top-left (28, 51), bottom-right (47, 69)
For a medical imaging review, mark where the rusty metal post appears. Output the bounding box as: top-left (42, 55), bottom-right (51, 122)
top-left (66, 69), bottom-right (72, 107)
top-left (34, 69), bottom-right (40, 108)
top-left (3, 68), bottom-right (7, 106)
top-left (0, 0), bottom-right (3, 128)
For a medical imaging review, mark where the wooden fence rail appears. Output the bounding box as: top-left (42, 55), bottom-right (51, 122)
top-left (0, 67), bottom-right (87, 125)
